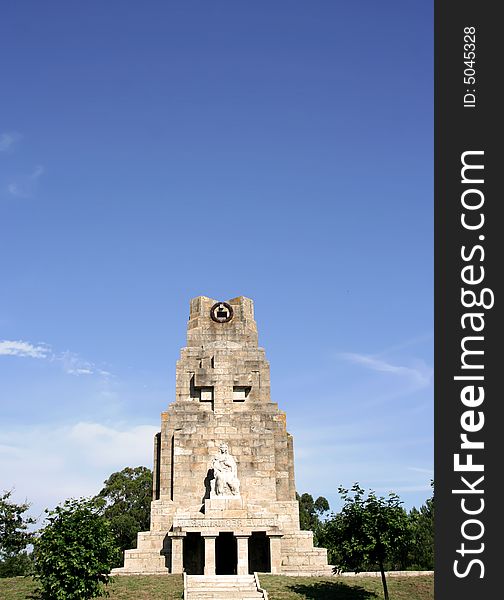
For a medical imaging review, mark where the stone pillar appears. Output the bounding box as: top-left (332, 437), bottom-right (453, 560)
top-left (236, 535), bottom-right (250, 575)
top-left (203, 535), bottom-right (217, 575)
top-left (171, 535), bottom-right (184, 574)
top-left (269, 535), bottom-right (283, 574)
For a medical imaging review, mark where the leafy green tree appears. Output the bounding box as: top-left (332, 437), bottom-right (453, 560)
top-left (0, 490), bottom-right (36, 577)
top-left (0, 552), bottom-right (34, 578)
top-left (408, 481), bottom-right (434, 570)
top-left (321, 483), bottom-right (411, 600)
top-left (296, 492), bottom-right (330, 545)
top-left (34, 497), bottom-right (119, 600)
top-left (95, 466), bottom-right (152, 563)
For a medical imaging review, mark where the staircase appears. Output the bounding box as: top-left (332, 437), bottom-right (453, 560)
top-left (185, 574), bottom-right (267, 600)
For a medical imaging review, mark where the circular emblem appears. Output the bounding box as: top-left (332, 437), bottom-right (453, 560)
top-left (210, 302), bottom-right (233, 323)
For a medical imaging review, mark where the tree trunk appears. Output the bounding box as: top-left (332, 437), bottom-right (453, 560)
top-left (379, 559), bottom-right (389, 600)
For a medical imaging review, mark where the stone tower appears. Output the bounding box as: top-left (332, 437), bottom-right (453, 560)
top-left (114, 296), bottom-right (330, 576)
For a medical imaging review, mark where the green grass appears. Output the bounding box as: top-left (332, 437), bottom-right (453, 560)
top-left (105, 575), bottom-right (184, 599)
top-left (0, 576), bottom-right (36, 600)
top-left (257, 574), bottom-right (434, 600)
top-left (0, 574), bottom-right (184, 600)
top-left (0, 573), bottom-right (433, 600)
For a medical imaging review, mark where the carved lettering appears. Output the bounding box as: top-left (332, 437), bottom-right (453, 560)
top-left (174, 517), bottom-right (275, 529)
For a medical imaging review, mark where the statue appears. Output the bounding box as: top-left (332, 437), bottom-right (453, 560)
top-left (210, 443), bottom-right (240, 496)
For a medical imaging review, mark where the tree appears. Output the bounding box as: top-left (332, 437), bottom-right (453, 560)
top-left (0, 490), bottom-right (36, 577)
top-left (297, 492), bottom-right (330, 545)
top-left (322, 483), bottom-right (411, 600)
top-left (0, 551), bottom-right (34, 578)
top-left (408, 481), bottom-right (434, 570)
top-left (34, 497), bottom-right (119, 600)
top-left (95, 466), bottom-right (152, 562)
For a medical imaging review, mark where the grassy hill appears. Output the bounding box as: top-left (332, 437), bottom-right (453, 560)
top-left (0, 573), bottom-right (434, 600)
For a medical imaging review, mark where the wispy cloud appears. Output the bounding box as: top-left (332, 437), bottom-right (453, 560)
top-left (6, 165), bottom-right (45, 198)
top-left (377, 332), bottom-right (433, 356)
top-left (0, 340), bottom-right (50, 359)
top-left (6, 183), bottom-right (28, 198)
top-left (0, 131), bottom-right (22, 153)
top-left (407, 466), bottom-right (434, 475)
top-left (0, 338), bottom-right (111, 377)
top-left (337, 352), bottom-right (432, 387)
top-left (31, 165), bottom-right (45, 178)
top-left (59, 351), bottom-right (99, 376)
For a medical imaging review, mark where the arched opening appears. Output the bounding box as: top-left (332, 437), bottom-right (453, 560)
top-left (248, 531), bottom-right (271, 573)
top-left (215, 532), bottom-right (237, 575)
top-left (183, 532), bottom-right (204, 574)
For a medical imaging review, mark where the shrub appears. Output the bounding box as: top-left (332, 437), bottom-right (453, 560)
top-left (34, 497), bottom-right (119, 599)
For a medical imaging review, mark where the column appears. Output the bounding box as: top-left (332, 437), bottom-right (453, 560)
top-left (171, 535), bottom-right (184, 574)
top-left (236, 535), bottom-right (250, 575)
top-left (269, 535), bottom-right (283, 574)
top-left (203, 535), bottom-right (217, 575)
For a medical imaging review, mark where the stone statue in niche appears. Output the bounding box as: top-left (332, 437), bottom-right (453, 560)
top-left (210, 443), bottom-right (240, 496)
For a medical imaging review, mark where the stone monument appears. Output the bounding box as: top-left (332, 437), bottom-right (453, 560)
top-left (114, 296), bottom-right (330, 576)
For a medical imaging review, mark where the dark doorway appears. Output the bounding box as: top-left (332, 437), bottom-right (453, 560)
top-left (216, 532), bottom-right (237, 575)
top-left (183, 532), bottom-right (204, 575)
top-left (248, 532), bottom-right (271, 573)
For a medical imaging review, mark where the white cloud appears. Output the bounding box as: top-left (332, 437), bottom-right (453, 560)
top-left (0, 338), bottom-right (112, 378)
top-left (31, 165), bottom-right (45, 179)
top-left (0, 131), bottom-right (22, 152)
top-left (378, 332), bottom-right (433, 355)
top-left (6, 182), bottom-right (28, 198)
top-left (59, 351), bottom-right (96, 376)
top-left (6, 164), bottom-right (45, 198)
top-left (0, 421), bottom-right (159, 519)
top-left (68, 422), bottom-right (158, 466)
top-left (338, 352), bottom-right (432, 387)
top-left (0, 340), bottom-right (50, 359)
top-left (407, 466), bottom-right (434, 475)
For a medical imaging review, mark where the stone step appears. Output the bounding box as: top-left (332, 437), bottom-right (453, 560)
top-left (188, 588), bottom-right (258, 592)
top-left (188, 581), bottom-right (256, 583)
top-left (185, 574), bottom-right (265, 600)
top-left (187, 596), bottom-right (263, 600)
top-left (186, 592), bottom-right (264, 600)
top-left (188, 579), bottom-right (256, 584)
top-left (187, 592), bottom-right (262, 595)
top-left (188, 580), bottom-right (255, 583)
top-left (187, 583), bottom-right (258, 589)
top-left (187, 585), bottom-right (258, 591)
top-left (189, 575), bottom-right (255, 580)
top-left (187, 596), bottom-right (264, 599)
top-left (189, 583), bottom-right (257, 587)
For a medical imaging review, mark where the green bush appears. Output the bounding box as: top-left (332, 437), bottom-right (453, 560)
top-left (34, 497), bottom-right (119, 600)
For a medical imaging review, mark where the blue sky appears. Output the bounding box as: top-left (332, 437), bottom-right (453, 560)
top-left (1, 1), bottom-right (433, 520)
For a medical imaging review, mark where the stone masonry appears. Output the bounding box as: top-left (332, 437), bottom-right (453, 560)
top-left (113, 296), bottom-right (331, 576)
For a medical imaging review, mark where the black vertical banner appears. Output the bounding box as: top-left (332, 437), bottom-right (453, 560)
top-left (435, 2), bottom-right (502, 599)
